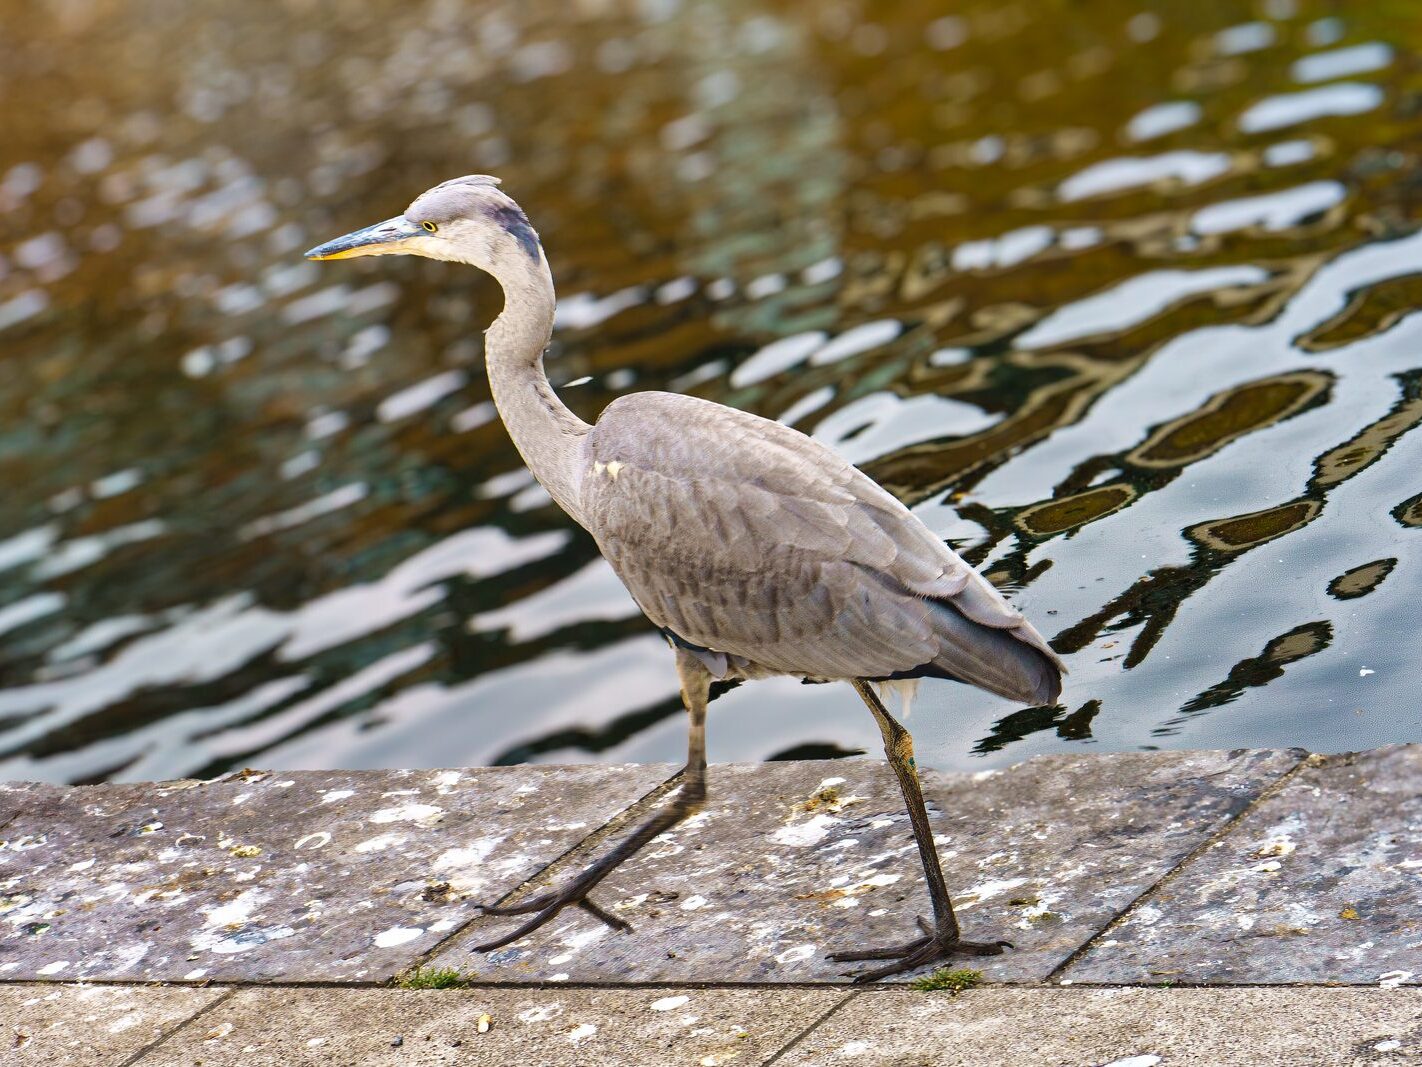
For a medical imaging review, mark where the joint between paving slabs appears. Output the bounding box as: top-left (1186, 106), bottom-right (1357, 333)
top-left (117, 986), bottom-right (235, 1067)
top-left (761, 989), bottom-right (864, 1066)
top-left (1043, 747), bottom-right (1319, 983)
top-left (398, 765), bottom-right (690, 975)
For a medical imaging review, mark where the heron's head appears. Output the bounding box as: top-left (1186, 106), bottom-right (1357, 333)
top-left (304, 175), bottom-right (541, 275)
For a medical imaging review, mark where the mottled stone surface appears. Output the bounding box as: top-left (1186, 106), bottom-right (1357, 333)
top-left (0, 982), bottom-right (223, 1066)
top-left (135, 986), bottom-right (847, 1067)
top-left (440, 749), bottom-right (1301, 983)
top-left (1065, 747), bottom-right (1422, 985)
top-left (0, 764), bottom-right (667, 982)
top-left (0, 781), bottom-right (61, 828)
top-left (782, 988), bottom-right (1422, 1066)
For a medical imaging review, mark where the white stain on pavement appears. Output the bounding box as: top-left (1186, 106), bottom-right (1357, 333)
top-left (566, 1022), bottom-right (597, 1044)
top-left (373, 926), bottom-right (424, 948)
top-left (369, 803), bottom-right (443, 826)
top-left (771, 813), bottom-right (841, 848)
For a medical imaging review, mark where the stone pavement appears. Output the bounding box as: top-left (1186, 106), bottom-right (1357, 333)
top-left (5, 983), bottom-right (1421, 1065)
top-left (2, 747), bottom-right (1420, 1064)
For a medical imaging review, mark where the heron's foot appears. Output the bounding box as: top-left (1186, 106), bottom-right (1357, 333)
top-left (828, 916), bottom-right (1011, 983)
top-left (474, 876), bottom-right (631, 952)
top-left (471, 774), bottom-right (704, 954)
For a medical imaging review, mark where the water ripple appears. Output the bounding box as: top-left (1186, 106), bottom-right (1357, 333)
top-left (0, 0), bottom-right (1420, 781)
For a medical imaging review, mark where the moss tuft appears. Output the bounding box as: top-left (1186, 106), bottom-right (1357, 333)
top-left (394, 966), bottom-right (475, 990)
top-left (908, 967), bottom-right (983, 994)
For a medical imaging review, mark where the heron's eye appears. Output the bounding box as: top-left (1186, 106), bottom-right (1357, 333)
top-left (421, 221), bottom-right (438, 233)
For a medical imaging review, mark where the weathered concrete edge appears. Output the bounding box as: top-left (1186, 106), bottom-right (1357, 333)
top-left (402, 746), bottom-right (1316, 985)
top-left (5, 746), bottom-right (1400, 991)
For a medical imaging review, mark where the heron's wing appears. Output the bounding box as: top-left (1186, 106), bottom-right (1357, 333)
top-left (579, 392), bottom-right (1062, 702)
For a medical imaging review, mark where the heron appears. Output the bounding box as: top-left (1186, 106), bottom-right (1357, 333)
top-left (306, 175), bottom-right (1065, 981)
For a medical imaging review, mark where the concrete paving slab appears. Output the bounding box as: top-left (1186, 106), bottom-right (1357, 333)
top-left (783, 987), bottom-right (1422, 1066)
top-left (440, 749), bottom-right (1300, 983)
top-left (1065, 746), bottom-right (1422, 985)
top-left (0, 982), bottom-right (223, 1066)
top-left (0, 764), bottom-right (669, 983)
top-left (133, 985), bottom-right (847, 1067)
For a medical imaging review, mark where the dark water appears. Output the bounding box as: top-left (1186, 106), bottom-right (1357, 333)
top-left (1, 0), bottom-right (1420, 785)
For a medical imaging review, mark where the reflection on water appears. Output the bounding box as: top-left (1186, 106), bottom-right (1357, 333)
top-left (1, 0), bottom-right (1421, 784)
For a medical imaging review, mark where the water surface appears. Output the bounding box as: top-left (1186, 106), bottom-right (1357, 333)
top-left (1, 0), bottom-right (1420, 783)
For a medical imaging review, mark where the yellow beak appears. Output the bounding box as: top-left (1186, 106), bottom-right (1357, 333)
top-left (305, 215), bottom-right (424, 260)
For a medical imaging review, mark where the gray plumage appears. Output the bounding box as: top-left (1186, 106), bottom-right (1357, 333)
top-left (307, 175), bottom-right (1066, 981)
top-left (583, 391), bottom-right (1063, 702)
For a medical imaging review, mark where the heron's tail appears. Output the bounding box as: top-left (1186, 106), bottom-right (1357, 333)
top-left (918, 596), bottom-right (1064, 707)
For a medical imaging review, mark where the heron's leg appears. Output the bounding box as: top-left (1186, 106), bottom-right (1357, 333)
top-left (473, 649), bottom-right (711, 952)
top-left (826, 681), bottom-right (1010, 982)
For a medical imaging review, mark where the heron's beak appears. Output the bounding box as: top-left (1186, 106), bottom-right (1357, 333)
top-left (305, 215), bottom-right (424, 260)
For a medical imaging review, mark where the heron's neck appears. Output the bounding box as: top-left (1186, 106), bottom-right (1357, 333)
top-left (484, 253), bottom-right (590, 521)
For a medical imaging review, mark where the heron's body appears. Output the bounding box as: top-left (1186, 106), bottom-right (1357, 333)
top-left (584, 391), bottom-right (1061, 698)
top-left (307, 174), bottom-right (1065, 981)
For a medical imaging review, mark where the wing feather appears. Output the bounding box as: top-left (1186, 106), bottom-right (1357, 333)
top-left (579, 392), bottom-right (1064, 701)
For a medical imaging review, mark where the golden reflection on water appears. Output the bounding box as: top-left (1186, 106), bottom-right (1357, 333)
top-left (1016, 484), bottom-right (1137, 538)
top-left (0, 0), bottom-right (1421, 782)
top-left (1128, 371), bottom-right (1330, 468)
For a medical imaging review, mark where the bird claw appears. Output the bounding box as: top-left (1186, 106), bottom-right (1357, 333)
top-left (473, 886), bottom-right (630, 952)
top-left (828, 923), bottom-right (1012, 983)
top-left (472, 777), bottom-right (703, 954)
